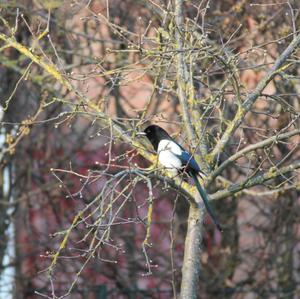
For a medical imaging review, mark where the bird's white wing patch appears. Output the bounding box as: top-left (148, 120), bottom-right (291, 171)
top-left (157, 140), bottom-right (182, 173)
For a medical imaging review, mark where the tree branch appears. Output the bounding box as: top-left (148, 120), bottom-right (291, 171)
top-left (210, 160), bottom-right (300, 201)
top-left (174, 0), bottom-right (197, 142)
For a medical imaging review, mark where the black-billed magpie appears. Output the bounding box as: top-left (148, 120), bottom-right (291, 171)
top-left (143, 125), bottom-right (222, 232)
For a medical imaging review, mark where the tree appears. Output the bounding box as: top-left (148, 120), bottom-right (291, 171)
top-left (0, 1), bottom-right (299, 298)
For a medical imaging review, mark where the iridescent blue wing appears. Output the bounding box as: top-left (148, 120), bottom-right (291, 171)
top-left (177, 151), bottom-right (201, 173)
top-left (171, 140), bottom-right (206, 176)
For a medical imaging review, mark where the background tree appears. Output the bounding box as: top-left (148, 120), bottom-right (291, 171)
top-left (0, 1), bottom-right (299, 298)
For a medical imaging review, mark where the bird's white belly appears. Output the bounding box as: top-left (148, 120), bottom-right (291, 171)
top-left (158, 151), bottom-right (182, 169)
top-left (157, 140), bottom-right (182, 174)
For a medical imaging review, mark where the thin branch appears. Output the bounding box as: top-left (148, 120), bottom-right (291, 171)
top-left (0, 33), bottom-right (72, 90)
top-left (210, 160), bottom-right (300, 201)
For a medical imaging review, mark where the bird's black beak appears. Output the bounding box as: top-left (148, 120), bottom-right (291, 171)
top-left (136, 131), bottom-right (146, 138)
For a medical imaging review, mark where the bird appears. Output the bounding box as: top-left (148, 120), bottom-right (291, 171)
top-left (142, 124), bottom-right (222, 232)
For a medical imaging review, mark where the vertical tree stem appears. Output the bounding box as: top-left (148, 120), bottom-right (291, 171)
top-left (174, 0), bottom-right (196, 141)
top-left (180, 203), bottom-right (204, 299)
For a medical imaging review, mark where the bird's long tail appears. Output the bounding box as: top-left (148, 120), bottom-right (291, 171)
top-left (190, 172), bottom-right (223, 232)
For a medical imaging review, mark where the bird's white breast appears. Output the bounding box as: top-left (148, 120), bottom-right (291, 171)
top-left (157, 139), bottom-right (182, 174)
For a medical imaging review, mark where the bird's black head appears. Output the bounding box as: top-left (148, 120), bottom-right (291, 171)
top-left (144, 125), bottom-right (172, 151)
